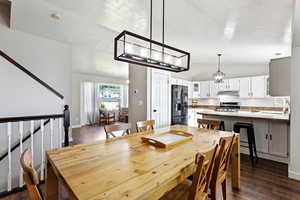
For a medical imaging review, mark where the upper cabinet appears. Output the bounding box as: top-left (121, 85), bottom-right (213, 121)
top-left (250, 76), bottom-right (267, 98)
top-left (200, 81), bottom-right (211, 98)
top-left (239, 77), bottom-right (251, 98)
top-left (269, 57), bottom-right (291, 96)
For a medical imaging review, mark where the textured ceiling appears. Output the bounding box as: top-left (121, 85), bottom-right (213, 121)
top-left (9, 0), bottom-right (295, 79)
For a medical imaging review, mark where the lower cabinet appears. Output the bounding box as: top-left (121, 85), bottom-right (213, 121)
top-left (202, 115), bottom-right (289, 163)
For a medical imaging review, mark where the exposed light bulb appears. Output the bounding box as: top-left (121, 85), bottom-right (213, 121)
top-left (175, 58), bottom-right (182, 66)
top-left (164, 55), bottom-right (172, 64)
top-left (140, 48), bottom-right (148, 57)
top-left (153, 52), bottom-right (161, 61)
top-left (125, 43), bottom-right (133, 54)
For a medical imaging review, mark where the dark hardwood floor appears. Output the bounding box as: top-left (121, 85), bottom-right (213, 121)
top-left (2, 125), bottom-right (300, 200)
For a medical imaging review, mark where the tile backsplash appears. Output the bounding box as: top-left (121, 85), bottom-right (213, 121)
top-left (190, 96), bottom-right (290, 108)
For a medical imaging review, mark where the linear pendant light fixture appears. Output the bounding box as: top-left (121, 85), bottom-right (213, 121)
top-left (114, 0), bottom-right (190, 72)
top-left (213, 54), bottom-right (226, 83)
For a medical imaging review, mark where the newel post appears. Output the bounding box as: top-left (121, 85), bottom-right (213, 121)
top-left (63, 105), bottom-right (70, 147)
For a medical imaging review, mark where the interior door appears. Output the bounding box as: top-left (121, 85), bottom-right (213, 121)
top-left (151, 69), bottom-right (171, 128)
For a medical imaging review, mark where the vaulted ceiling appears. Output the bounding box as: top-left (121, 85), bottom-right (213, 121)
top-left (8, 0), bottom-right (295, 80)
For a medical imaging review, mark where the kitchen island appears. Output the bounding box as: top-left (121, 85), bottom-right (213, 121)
top-left (190, 108), bottom-right (290, 163)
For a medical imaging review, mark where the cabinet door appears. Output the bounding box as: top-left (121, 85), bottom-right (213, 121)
top-left (251, 76), bottom-right (266, 98)
top-left (228, 78), bottom-right (240, 91)
top-left (269, 121), bottom-right (288, 157)
top-left (200, 81), bottom-right (210, 98)
top-left (188, 81), bottom-right (193, 99)
top-left (210, 81), bottom-right (219, 97)
top-left (193, 82), bottom-right (200, 98)
top-left (252, 119), bottom-right (269, 154)
top-left (188, 109), bottom-right (197, 127)
top-left (239, 77), bottom-right (250, 98)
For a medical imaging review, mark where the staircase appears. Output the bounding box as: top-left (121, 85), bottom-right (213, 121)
top-left (0, 50), bottom-right (70, 196)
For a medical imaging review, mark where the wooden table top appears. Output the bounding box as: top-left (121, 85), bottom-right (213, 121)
top-left (46, 125), bottom-right (238, 200)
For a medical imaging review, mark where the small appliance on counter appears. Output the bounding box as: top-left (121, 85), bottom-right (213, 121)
top-left (171, 85), bottom-right (188, 125)
top-left (215, 102), bottom-right (240, 112)
top-left (191, 99), bottom-right (199, 106)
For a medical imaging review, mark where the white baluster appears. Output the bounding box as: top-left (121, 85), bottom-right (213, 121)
top-left (7, 123), bottom-right (12, 191)
top-left (50, 119), bottom-right (54, 149)
top-left (30, 120), bottom-right (34, 167)
top-left (19, 122), bottom-right (24, 187)
top-left (59, 118), bottom-right (62, 148)
top-left (40, 120), bottom-right (45, 180)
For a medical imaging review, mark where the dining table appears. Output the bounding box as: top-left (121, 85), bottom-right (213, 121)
top-left (45, 125), bottom-right (240, 200)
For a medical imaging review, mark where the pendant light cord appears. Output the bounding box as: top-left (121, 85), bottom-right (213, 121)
top-left (163, 0), bottom-right (165, 44)
top-left (150, 0), bottom-right (152, 40)
top-left (218, 54), bottom-right (222, 72)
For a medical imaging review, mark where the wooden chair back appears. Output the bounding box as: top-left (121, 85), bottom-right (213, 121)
top-left (136, 120), bottom-right (155, 132)
top-left (197, 119), bottom-right (221, 130)
top-left (189, 144), bottom-right (219, 200)
top-left (20, 149), bottom-right (43, 200)
top-left (211, 135), bottom-right (236, 187)
top-left (104, 123), bottom-right (131, 139)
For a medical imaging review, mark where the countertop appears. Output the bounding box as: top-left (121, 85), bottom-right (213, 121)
top-left (195, 109), bottom-right (290, 121)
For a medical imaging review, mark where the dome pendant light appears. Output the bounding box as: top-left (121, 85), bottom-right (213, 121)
top-left (213, 54), bottom-right (225, 83)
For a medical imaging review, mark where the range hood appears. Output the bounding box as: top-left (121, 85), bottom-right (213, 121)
top-left (217, 90), bottom-right (240, 102)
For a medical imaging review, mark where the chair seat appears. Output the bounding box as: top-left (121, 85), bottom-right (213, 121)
top-left (160, 180), bottom-right (207, 200)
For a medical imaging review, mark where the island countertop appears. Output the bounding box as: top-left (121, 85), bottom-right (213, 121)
top-left (196, 109), bottom-right (290, 121)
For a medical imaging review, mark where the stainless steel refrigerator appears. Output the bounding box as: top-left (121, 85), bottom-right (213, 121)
top-left (171, 85), bottom-right (188, 125)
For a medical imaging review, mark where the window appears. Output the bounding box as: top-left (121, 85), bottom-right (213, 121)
top-left (99, 84), bottom-right (121, 111)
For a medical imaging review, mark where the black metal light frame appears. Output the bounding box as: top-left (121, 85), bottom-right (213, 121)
top-left (114, 30), bottom-right (190, 72)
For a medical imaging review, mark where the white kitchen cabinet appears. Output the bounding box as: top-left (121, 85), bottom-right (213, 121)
top-left (228, 78), bottom-right (240, 91)
top-left (200, 81), bottom-right (210, 98)
top-left (251, 76), bottom-right (266, 98)
top-left (193, 82), bottom-right (200, 98)
top-left (188, 81), bottom-right (193, 99)
top-left (239, 77), bottom-right (251, 98)
top-left (210, 81), bottom-right (219, 97)
top-left (188, 108), bottom-right (196, 127)
top-left (269, 121), bottom-right (289, 157)
top-left (252, 119), bottom-right (269, 154)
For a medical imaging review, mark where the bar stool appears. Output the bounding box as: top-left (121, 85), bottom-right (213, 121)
top-left (233, 122), bottom-right (258, 166)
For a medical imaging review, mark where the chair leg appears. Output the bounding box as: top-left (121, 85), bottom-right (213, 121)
top-left (247, 127), bottom-right (254, 167)
top-left (222, 180), bottom-right (227, 200)
top-left (251, 127), bottom-right (258, 160)
top-left (210, 184), bottom-right (217, 200)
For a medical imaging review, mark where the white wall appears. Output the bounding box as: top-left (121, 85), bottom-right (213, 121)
top-left (289, 46), bottom-right (300, 180)
top-left (128, 64), bottom-right (148, 127)
top-left (0, 3), bottom-right (72, 192)
top-left (71, 72), bottom-right (128, 126)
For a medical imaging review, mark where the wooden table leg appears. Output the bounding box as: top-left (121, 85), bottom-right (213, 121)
top-left (231, 135), bottom-right (240, 189)
top-left (46, 158), bottom-right (58, 200)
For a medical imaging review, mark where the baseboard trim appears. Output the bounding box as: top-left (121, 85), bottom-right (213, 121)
top-left (72, 124), bottom-right (82, 128)
top-left (288, 170), bottom-right (300, 181)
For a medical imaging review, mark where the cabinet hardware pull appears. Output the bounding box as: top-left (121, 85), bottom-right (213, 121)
top-left (270, 134), bottom-right (272, 140)
top-left (265, 134), bottom-right (268, 139)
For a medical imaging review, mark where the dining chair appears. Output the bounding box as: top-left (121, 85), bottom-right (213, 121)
top-left (197, 119), bottom-right (221, 130)
top-left (104, 123), bottom-right (131, 139)
top-left (136, 120), bottom-right (155, 132)
top-left (20, 149), bottom-right (43, 200)
top-left (210, 134), bottom-right (236, 200)
top-left (160, 144), bottom-right (219, 200)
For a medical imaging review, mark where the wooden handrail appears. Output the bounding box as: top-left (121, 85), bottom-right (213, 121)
top-left (0, 114), bottom-right (64, 123)
top-left (0, 50), bottom-right (64, 99)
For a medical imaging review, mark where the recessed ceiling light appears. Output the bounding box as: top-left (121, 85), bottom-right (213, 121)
top-left (275, 53), bottom-right (282, 56)
top-left (50, 13), bottom-right (61, 20)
